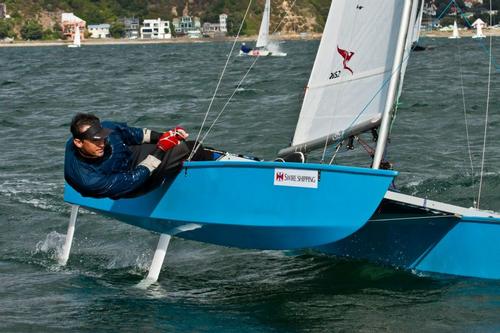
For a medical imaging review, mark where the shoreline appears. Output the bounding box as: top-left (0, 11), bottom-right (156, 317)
top-left (0, 33), bottom-right (322, 48)
top-left (1, 30), bottom-right (500, 47)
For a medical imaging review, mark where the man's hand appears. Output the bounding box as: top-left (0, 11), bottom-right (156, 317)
top-left (156, 127), bottom-right (189, 151)
top-left (173, 126), bottom-right (189, 140)
top-left (156, 130), bottom-right (181, 151)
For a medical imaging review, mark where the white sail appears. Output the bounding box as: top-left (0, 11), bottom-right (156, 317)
top-left (411, 0), bottom-right (424, 43)
top-left (289, 1), bottom-right (408, 151)
top-left (449, 20), bottom-right (460, 39)
top-left (256, 0), bottom-right (270, 48)
top-left (73, 25), bottom-right (81, 47)
top-left (472, 18), bottom-right (486, 39)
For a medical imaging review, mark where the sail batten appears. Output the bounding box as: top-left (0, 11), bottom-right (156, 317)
top-left (307, 67), bottom-right (394, 90)
top-left (279, 116), bottom-right (382, 156)
top-left (289, 1), bottom-right (408, 152)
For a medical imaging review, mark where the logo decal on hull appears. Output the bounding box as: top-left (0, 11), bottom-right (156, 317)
top-left (274, 168), bottom-right (319, 189)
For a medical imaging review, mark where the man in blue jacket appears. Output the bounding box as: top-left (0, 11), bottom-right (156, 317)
top-left (65, 113), bottom-right (214, 199)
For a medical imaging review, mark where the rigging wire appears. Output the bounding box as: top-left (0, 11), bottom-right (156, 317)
top-left (190, 0), bottom-right (299, 159)
top-left (454, 29), bottom-right (477, 206)
top-left (476, 0), bottom-right (494, 208)
top-left (188, 0), bottom-right (254, 161)
top-left (271, 0), bottom-right (297, 35)
top-left (328, 142), bottom-right (342, 165)
top-left (196, 57), bottom-right (260, 147)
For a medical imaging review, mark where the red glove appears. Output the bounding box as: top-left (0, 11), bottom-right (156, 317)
top-left (156, 130), bottom-right (181, 151)
top-left (173, 126), bottom-right (189, 140)
top-left (156, 127), bottom-right (189, 151)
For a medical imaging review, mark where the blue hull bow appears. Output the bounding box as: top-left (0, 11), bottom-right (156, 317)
top-left (64, 161), bottom-right (396, 249)
top-left (318, 198), bottom-right (500, 279)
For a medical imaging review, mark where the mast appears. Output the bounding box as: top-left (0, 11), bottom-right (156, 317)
top-left (372, 0), bottom-right (413, 169)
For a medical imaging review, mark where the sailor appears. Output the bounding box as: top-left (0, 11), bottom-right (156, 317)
top-left (240, 42), bottom-right (252, 54)
top-left (64, 113), bottom-right (214, 199)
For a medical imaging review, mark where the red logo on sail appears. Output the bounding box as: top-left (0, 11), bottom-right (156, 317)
top-left (275, 172), bottom-right (284, 181)
top-left (337, 46), bottom-right (355, 75)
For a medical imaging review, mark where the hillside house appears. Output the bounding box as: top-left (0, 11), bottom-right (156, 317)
top-left (140, 18), bottom-right (171, 39)
top-left (61, 13), bottom-right (86, 41)
top-left (88, 24), bottom-right (110, 38)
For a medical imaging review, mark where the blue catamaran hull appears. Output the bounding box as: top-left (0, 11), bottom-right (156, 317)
top-left (318, 198), bottom-right (500, 279)
top-left (64, 161), bottom-right (396, 250)
top-left (64, 161), bottom-right (500, 279)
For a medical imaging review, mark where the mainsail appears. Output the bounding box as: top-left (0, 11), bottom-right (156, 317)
top-left (74, 25), bottom-right (81, 47)
top-left (284, 1), bottom-right (410, 154)
top-left (256, 0), bottom-right (271, 48)
top-left (449, 20), bottom-right (461, 39)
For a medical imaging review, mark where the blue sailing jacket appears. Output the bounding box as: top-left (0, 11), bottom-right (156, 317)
top-left (64, 121), bottom-right (150, 198)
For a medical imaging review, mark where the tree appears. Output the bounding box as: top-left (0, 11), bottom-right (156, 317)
top-left (110, 22), bottom-right (125, 38)
top-left (53, 22), bottom-right (65, 40)
top-left (0, 20), bottom-right (16, 39)
top-left (226, 14), bottom-right (247, 36)
top-left (20, 20), bottom-right (43, 40)
top-left (169, 21), bottom-right (176, 38)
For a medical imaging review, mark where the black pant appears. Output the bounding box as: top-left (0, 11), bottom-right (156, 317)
top-left (126, 141), bottom-right (213, 197)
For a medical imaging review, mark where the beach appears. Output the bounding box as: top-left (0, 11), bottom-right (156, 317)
top-left (0, 32), bottom-right (323, 47)
top-left (1, 29), bottom-right (500, 48)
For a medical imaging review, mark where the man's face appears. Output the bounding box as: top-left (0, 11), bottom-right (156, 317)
top-left (73, 125), bottom-right (106, 158)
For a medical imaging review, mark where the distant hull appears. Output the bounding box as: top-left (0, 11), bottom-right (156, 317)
top-left (318, 195), bottom-right (500, 279)
top-left (64, 161), bottom-right (395, 250)
top-left (239, 49), bottom-right (287, 57)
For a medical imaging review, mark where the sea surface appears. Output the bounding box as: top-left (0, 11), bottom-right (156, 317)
top-left (1, 38), bottom-right (500, 332)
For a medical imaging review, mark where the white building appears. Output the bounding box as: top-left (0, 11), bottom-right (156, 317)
top-left (61, 13), bottom-right (86, 41)
top-left (219, 14), bottom-right (227, 33)
top-left (88, 24), bottom-right (110, 38)
top-left (202, 14), bottom-right (228, 36)
top-left (140, 18), bottom-right (172, 39)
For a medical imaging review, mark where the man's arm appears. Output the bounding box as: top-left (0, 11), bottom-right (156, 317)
top-left (71, 163), bottom-right (152, 198)
top-left (101, 121), bottom-right (161, 145)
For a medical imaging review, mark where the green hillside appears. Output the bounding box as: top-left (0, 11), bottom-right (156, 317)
top-left (0, 0), bottom-right (332, 40)
top-left (1, 0), bottom-right (498, 41)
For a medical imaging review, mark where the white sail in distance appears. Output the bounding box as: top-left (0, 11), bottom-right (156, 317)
top-left (449, 20), bottom-right (461, 39)
top-left (288, 1), bottom-right (409, 153)
top-left (74, 25), bottom-right (81, 46)
top-left (256, 0), bottom-right (270, 48)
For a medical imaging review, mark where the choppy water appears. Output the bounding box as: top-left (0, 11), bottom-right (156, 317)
top-left (1, 38), bottom-right (500, 332)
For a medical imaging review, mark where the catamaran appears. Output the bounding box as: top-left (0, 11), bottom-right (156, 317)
top-left (239, 0), bottom-right (286, 57)
top-left (61, 0), bottom-right (500, 284)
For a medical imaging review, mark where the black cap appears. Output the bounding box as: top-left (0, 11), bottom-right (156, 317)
top-left (76, 122), bottom-right (113, 140)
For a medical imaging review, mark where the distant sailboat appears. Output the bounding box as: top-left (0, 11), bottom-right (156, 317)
top-left (472, 18), bottom-right (486, 39)
top-left (68, 25), bottom-right (81, 48)
top-left (449, 20), bottom-right (461, 39)
top-left (240, 0), bottom-right (286, 57)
